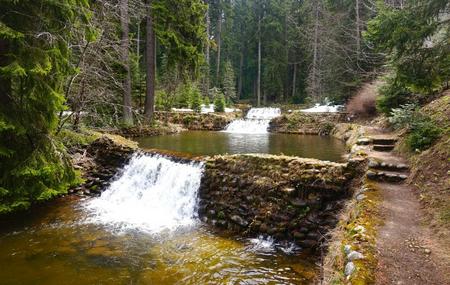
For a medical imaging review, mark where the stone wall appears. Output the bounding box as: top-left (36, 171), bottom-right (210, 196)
top-left (269, 112), bottom-right (348, 135)
top-left (198, 154), bottom-right (364, 249)
top-left (154, 111), bottom-right (240, 131)
top-left (70, 136), bottom-right (136, 196)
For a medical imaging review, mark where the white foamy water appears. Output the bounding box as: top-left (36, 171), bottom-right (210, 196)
top-left (84, 154), bottom-right (204, 233)
top-left (224, 107), bottom-right (281, 134)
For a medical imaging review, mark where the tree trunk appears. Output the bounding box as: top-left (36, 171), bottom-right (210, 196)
top-left (144, 0), bottom-right (155, 123)
top-left (291, 63), bottom-right (297, 99)
top-left (215, 0), bottom-right (222, 82)
top-left (355, 0), bottom-right (361, 60)
top-left (238, 49), bottom-right (243, 100)
top-left (205, 2), bottom-right (211, 98)
top-left (311, 0), bottom-right (320, 101)
top-left (257, 11), bottom-right (261, 107)
top-left (120, 0), bottom-right (133, 125)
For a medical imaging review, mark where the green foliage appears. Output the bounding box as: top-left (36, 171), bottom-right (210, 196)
top-left (153, 0), bottom-right (207, 76)
top-left (376, 77), bottom-right (413, 115)
top-left (155, 90), bottom-right (174, 111)
top-left (214, 93), bottom-right (226, 113)
top-left (190, 85), bottom-right (203, 113)
top-left (0, 0), bottom-right (89, 213)
top-left (203, 95), bottom-right (211, 106)
top-left (387, 104), bottom-right (442, 151)
top-left (406, 118), bottom-right (442, 151)
top-left (222, 60), bottom-right (237, 102)
top-left (366, 0), bottom-right (450, 113)
top-left (388, 103), bottom-right (418, 129)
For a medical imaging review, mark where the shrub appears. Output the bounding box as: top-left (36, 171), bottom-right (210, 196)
top-left (190, 86), bottom-right (203, 113)
top-left (214, 94), bottom-right (226, 112)
top-left (376, 78), bottom-right (412, 115)
top-left (406, 118), bottom-right (441, 151)
top-left (388, 103), bottom-right (417, 129)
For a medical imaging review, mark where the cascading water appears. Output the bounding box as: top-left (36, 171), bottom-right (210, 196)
top-left (84, 154), bottom-right (204, 233)
top-left (224, 107), bottom-right (281, 134)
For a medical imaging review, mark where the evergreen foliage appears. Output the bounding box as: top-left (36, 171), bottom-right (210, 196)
top-left (214, 93), bottom-right (226, 112)
top-left (222, 60), bottom-right (236, 103)
top-left (0, 0), bottom-right (89, 213)
top-left (366, 0), bottom-right (450, 113)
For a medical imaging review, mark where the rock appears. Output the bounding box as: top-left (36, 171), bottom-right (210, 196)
top-left (347, 251), bottom-right (364, 261)
top-left (368, 160), bottom-right (379, 168)
top-left (366, 170), bottom-right (378, 180)
top-left (356, 194), bottom-right (366, 201)
top-left (424, 248), bottom-right (431, 254)
top-left (344, 262), bottom-right (356, 276)
top-left (230, 215), bottom-right (248, 227)
top-left (344, 245), bottom-right (352, 255)
top-left (356, 138), bottom-right (371, 145)
top-left (353, 225), bottom-right (366, 233)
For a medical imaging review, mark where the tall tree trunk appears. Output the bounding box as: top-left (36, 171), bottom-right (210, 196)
top-left (257, 11), bottom-right (261, 107)
top-left (355, 0), bottom-right (361, 60)
top-left (144, 0), bottom-right (155, 123)
top-left (310, 0), bottom-right (320, 101)
top-left (238, 48), bottom-right (243, 100)
top-left (215, 0), bottom-right (222, 83)
top-left (120, 0), bottom-right (133, 125)
top-left (291, 63), bottom-right (297, 100)
top-left (205, 1), bottom-right (211, 98)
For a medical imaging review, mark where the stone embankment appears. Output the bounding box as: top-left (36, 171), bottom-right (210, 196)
top-left (198, 154), bottom-right (365, 249)
top-left (69, 136), bottom-right (137, 196)
top-left (154, 111), bottom-right (240, 131)
top-left (269, 112), bottom-right (348, 135)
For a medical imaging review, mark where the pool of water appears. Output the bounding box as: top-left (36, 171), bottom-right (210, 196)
top-left (0, 198), bottom-right (317, 285)
top-left (135, 131), bottom-right (346, 161)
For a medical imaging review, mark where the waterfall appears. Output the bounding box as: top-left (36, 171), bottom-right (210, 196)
top-left (224, 107), bottom-right (281, 134)
top-left (84, 154), bottom-right (204, 233)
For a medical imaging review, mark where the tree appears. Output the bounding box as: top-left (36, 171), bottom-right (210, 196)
top-left (222, 60), bottom-right (236, 103)
top-left (144, 0), bottom-right (156, 123)
top-left (120, 0), bottom-right (134, 125)
top-left (0, 0), bottom-right (89, 213)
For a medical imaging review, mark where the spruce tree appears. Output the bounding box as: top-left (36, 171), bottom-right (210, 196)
top-left (0, 0), bottom-right (89, 213)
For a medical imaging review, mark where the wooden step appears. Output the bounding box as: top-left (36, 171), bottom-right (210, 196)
top-left (373, 144), bottom-right (395, 152)
top-left (366, 170), bottom-right (408, 183)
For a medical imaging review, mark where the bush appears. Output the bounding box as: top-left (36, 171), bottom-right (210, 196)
top-left (388, 103), bottom-right (442, 151)
top-left (406, 118), bottom-right (441, 151)
top-left (376, 78), bottom-right (412, 115)
top-left (388, 103), bottom-right (417, 129)
top-left (190, 86), bottom-right (203, 113)
top-left (155, 90), bottom-right (174, 111)
top-left (214, 94), bottom-right (226, 112)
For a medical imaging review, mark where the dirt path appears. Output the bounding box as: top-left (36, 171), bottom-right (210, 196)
top-left (362, 131), bottom-right (449, 285)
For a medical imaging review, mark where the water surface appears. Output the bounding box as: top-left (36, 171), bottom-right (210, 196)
top-left (136, 131), bottom-right (346, 161)
top-left (0, 199), bottom-right (317, 285)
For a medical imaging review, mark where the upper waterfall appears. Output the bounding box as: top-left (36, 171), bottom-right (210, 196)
top-left (224, 107), bottom-right (281, 134)
top-left (84, 154), bottom-right (204, 233)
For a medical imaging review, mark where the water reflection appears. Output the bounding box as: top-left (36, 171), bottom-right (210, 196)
top-left (136, 131), bottom-right (345, 161)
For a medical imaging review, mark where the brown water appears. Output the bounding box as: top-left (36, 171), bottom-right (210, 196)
top-left (136, 131), bottom-right (346, 161)
top-left (0, 198), bottom-right (317, 285)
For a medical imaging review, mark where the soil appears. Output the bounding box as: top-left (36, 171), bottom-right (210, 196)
top-left (364, 129), bottom-right (449, 285)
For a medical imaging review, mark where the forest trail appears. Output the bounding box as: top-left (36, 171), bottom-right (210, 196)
top-left (363, 129), bottom-right (449, 285)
